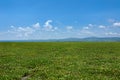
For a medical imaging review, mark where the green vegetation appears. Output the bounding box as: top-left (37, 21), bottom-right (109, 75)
top-left (0, 42), bottom-right (120, 80)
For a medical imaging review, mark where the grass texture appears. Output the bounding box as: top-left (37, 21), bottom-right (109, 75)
top-left (0, 42), bottom-right (120, 80)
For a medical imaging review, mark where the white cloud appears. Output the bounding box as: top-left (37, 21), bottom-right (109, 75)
top-left (1, 19), bottom-right (120, 40)
top-left (105, 32), bottom-right (120, 36)
top-left (54, 27), bottom-right (58, 30)
top-left (83, 27), bottom-right (89, 30)
top-left (9, 26), bottom-right (35, 37)
top-left (43, 20), bottom-right (54, 31)
top-left (33, 23), bottom-right (40, 29)
top-left (10, 26), bottom-right (15, 28)
top-left (6, 20), bottom-right (59, 40)
top-left (42, 20), bottom-right (58, 32)
top-left (51, 27), bottom-right (58, 32)
top-left (99, 25), bottom-right (106, 29)
top-left (83, 24), bottom-right (94, 30)
top-left (66, 26), bottom-right (73, 31)
top-left (113, 22), bottom-right (120, 27)
top-left (88, 24), bottom-right (94, 27)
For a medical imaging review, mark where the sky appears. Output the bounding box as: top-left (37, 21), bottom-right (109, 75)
top-left (0, 0), bottom-right (120, 40)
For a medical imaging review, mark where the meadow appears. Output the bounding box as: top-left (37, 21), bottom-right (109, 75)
top-left (0, 42), bottom-right (120, 80)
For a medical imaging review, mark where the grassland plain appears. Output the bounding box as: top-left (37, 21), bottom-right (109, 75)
top-left (0, 42), bottom-right (120, 80)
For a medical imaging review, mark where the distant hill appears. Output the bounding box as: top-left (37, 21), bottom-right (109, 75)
top-left (53, 37), bottom-right (120, 42)
top-left (0, 37), bottom-right (120, 42)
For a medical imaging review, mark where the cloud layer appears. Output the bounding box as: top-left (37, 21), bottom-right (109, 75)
top-left (0, 19), bottom-right (120, 40)
top-left (113, 22), bottom-right (120, 27)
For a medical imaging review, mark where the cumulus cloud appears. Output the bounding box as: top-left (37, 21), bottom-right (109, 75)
top-left (43, 20), bottom-right (58, 31)
top-left (6, 20), bottom-right (59, 40)
top-left (113, 22), bottom-right (120, 27)
top-left (19, 27), bottom-right (34, 37)
top-left (1, 19), bottom-right (120, 40)
top-left (33, 23), bottom-right (40, 29)
top-left (50, 27), bottom-right (58, 32)
top-left (83, 24), bottom-right (94, 30)
top-left (54, 27), bottom-right (58, 30)
top-left (88, 24), bottom-right (94, 27)
top-left (66, 26), bottom-right (73, 31)
top-left (9, 26), bottom-right (35, 37)
top-left (99, 25), bottom-right (106, 29)
top-left (43, 20), bottom-right (53, 31)
top-left (83, 27), bottom-right (89, 30)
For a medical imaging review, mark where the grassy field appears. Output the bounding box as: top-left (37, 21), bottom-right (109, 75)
top-left (0, 42), bottom-right (120, 80)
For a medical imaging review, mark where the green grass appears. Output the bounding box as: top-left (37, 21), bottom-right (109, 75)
top-left (0, 42), bottom-right (120, 80)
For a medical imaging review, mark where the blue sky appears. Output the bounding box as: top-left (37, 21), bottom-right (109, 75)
top-left (0, 0), bottom-right (120, 40)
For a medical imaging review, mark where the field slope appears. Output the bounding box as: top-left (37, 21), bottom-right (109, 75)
top-left (0, 42), bottom-right (120, 80)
